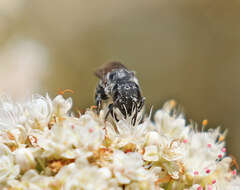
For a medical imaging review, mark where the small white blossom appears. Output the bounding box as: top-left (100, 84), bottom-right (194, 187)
top-left (107, 119), bottom-right (150, 150)
top-left (154, 101), bottom-right (189, 139)
top-left (14, 147), bottom-right (36, 172)
top-left (184, 129), bottom-right (225, 177)
top-left (112, 150), bottom-right (151, 184)
top-left (24, 94), bottom-right (53, 130)
top-left (55, 163), bottom-right (120, 190)
top-left (143, 145), bottom-right (159, 161)
top-left (0, 144), bottom-right (19, 183)
top-left (52, 95), bottom-right (72, 116)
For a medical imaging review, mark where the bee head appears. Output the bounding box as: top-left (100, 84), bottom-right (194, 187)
top-left (113, 82), bottom-right (142, 118)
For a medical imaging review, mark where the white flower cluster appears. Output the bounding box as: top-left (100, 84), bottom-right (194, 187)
top-left (0, 94), bottom-right (239, 190)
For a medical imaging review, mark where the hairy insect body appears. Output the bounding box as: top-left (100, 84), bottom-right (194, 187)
top-left (95, 62), bottom-right (145, 125)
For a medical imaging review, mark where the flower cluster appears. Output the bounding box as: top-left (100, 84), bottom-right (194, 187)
top-left (0, 94), bottom-right (239, 190)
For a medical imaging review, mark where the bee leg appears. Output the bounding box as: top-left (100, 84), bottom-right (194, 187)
top-left (132, 101), bottom-right (138, 126)
top-left (138, 97), bottom-right (145, 112)
top-left (113, 112), bottom-right (119, 122)
top-left (105, 103), bottom-right (114, 121)
top-left (96, 99), bottom-right (102, 115)
top-left (95, 84), bottom-right (108, 114)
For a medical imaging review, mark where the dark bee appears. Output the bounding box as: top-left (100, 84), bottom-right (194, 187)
top-left (94, 62), bottom-right (145, 125)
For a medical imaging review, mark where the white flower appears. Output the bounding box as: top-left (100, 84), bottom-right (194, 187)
top-left (0, 95), bottom-right (26, 126)
top-left (0, 144), bottom-right (19, 183)
top-left (188, 184), bottom-right (203, 190)
top-left (143, 145), bottom-right (159, 161)
top-left (227, 176), bottom-right (240, 190)
top-left (37, 111), bottom-right (104, 159)
top-left (145, 132), bottom-right (185, 179)
top-left (160, 138), bottom-right (185, 162)
top-left (8, 170), bottom-right (54, 190)
top-left (184, 128), bottom-right (225, 177)
top-left (210, 157), bottom-right (235, 190)
top-left (145, 131), bottom-right (161, 145)
top-left (107, 119), bottom-right (151, 150)
top-left (125, 181), bottom-right (163, 190)
top-left (154, 105), bottom-right (188, 139)
top-left (24, 94), bottom-right (53, 130)
top-left (52, 95), bottom-right (72, 117)
top-left (55, 162), bottom-right (120, 190)
top-left (14, 147), bottom-right (36, 172)
top-left (0, 94), bottom-right (237, 190)
top-left (112, 150), bottom-right (150, 184)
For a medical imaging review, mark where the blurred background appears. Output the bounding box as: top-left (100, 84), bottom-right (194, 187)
top-left (0, 0), bottom-right (240, 160)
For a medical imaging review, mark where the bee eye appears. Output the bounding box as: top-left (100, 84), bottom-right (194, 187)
top-left (109, 73), bottom-right (115, 80)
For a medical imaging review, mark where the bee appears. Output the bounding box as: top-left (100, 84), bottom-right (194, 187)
top-left (94, 62), bottom-right (145, 125)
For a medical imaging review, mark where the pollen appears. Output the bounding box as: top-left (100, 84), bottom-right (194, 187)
top-left (48, 161), bottom-right (62, 173)
top-left (169, 100), bottom-right (176, 108)
top-left (202, 119), bottom-right (208, 127)
top-left (122, 143), bottom-right (136, 153)
top-left (206, 169), bottom-right (211, 174)
top-left (197, 185), bottom-right (202, 190)
top-left (218, 154), bottom-right (223, 159)
top-left (194, 171), bottom-right (199, 175)
top-left (90, 105), bottom-right (97, 110)
top-left (232, 169), bottom-right (237, 176)
top-left (155, 175), bottom-right (171, 184)
top-left (7, 131), bottom-right (15, 140)
top-left (27, 135), bottom-right (38, 146)
top-left (207, 185), bottom-right (213, 190)
top-left (218, 135), bottom-right (225, 142)
top-left (89, 128), bottom-right (94, 133)
top-left (230, 155), bottom-right (239, 170)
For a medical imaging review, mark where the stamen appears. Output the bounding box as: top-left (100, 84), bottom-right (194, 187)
top-left (232, 169), bottom-right (237, 176)
top-left (218, 154), bottom-right (223, 159)
top-left (7, 131), bottom-right (15, 140)
top-left (197, 186), bottom-right (202, 190)
top-left (221, 147), bottom-right (226, 153)
top-left (58, 89), bottom-right (74, 95)
top-left (194, 171), bottom-right (199, 175)
top-left (76, 110), bottom-right (82, 118)
top-left (218, 135), bottom-right (224, 142)
top-left (202, 119), bottom-right (208, 131)
top-left (202, 119), bottom-right (208, 127)
top-left (169, 100), bottom-right (176, 108)
top-left (155, 175), bottom-right (171, 184)
top-left (27, 135), bottom-right (38, 146)
top-left (206, 169), bottom-right (211, 174)
top-left (207, 185), bottom-right (213, 190)
top-left (229, 155), bottom-right (239, 170)
top-left (89, 128), bottom-right (94, 133)
top-left (90, 105), bottom-right (97, 110)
